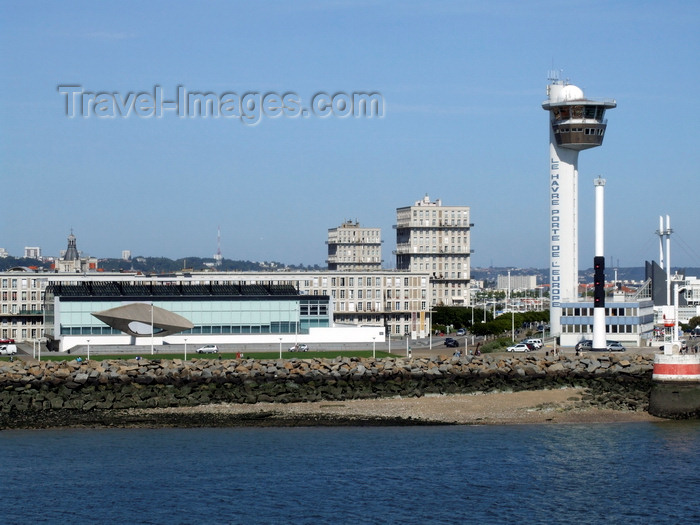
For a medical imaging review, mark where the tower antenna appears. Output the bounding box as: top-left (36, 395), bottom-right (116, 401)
top-left (214, 226), bottom-right (223, 267)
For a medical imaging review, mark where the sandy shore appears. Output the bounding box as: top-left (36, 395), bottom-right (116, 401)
top-left (125, 387), bottom-right (664, 427)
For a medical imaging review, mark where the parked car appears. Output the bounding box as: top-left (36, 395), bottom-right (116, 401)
top-left (0, 344), bottom-right (18, 355)
top-left (196, 345), bottom-right (219, 354)
top-left (445, 338), bottom-right (459, 348)
top-left (606, 341), bottom-right (626, 352)
top-left (456, 328), bottom-right (466, 336)
top-left (289, 344), bottom-right (309, 352)
top-left (519, 340), bottom-right (537, 351)
top-left (575, 339), bottom-right (592, 351)
top-left (507, 343), bottom-right (530, 352)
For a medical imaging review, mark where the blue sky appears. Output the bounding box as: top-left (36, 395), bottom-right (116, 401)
top-left (1, 0), bottom-right (698, 269)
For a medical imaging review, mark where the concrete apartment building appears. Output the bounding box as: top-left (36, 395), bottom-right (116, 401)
top-left (496, 274), bottom-right (538, 292)
top-left (394, 195), bottom-right (472, 307)
top-left (291, 270), bottom-right (430, 338)
top-left (0, 269), bottom-right (47, 342)
top-left (326, 221), bottom-right (382, 271)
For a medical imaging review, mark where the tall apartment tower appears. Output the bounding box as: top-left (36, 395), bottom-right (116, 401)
top-left (394, 195), bottom-right (472, 306)
top-left (542, 74), bottom-right (615, 336)
top-left (326, 221), bottom-right (382, 271)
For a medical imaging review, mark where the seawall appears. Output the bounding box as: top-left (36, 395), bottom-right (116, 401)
top-left (0, 353), bottom-right (655, 428)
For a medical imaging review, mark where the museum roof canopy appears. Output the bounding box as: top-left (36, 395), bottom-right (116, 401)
top-left (92, 303), bottom-right (194, 337)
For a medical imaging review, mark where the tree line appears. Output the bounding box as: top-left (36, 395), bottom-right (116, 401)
top-left (432, 305), bottom-right (549, 337)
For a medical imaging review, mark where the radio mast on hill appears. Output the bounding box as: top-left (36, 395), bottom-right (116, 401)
top-left (214, 226), bottom-right (223, 267)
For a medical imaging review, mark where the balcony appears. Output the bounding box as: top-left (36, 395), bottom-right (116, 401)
top-left (1, 309), bottom-right (44, 317)
top-left (394, 220), bottom-right (472, 230)
top-left (394, 244), bottom-right (472, 256)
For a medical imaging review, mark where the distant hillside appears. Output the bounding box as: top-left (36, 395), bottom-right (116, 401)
top-left (0, 256), bottom-right (322, 273)
top-left (472, 266), bottom-right (700, 286)
top-left (2, 256), bottom-right (697, 282)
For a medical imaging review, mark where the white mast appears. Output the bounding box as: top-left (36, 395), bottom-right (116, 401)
top-left (592, 177), bottom-right (606, 351)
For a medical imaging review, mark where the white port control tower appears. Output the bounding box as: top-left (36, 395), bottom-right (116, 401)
top-left (542, 75), bottom-right (615, 337)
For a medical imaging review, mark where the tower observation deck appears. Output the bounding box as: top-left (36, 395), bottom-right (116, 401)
top-left (542, 77), bottom-right (616, 337)
top-left (543, 83), bottom-right (616, 150)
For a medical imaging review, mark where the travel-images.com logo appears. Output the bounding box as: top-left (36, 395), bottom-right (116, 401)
top-left (58, 85), bottom-right (384, 125)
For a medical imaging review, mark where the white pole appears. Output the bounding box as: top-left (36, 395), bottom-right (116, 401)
top-left (592, 177), bottom-right (607, 352)
top-left (279, 338), bottom-right (282, 359)
top-left (671, 283), bottom-right (680, 355)
top-left (509, 271), bottom-right (514, 342)
top-left (184, 338), bottom-right (187, 361)
top-left (38, 339), bottom-right (41, 362)
top-left (87, 339), bottom-right (90, 361)
top-left (150, 302), bottom-right (154, 355)
top-left (429, 310), bottom-right (432, 349)
top-left (372, 337), bottom-right (376, 359)
top-left (666, 215), bottom-right (671, 306)
top-left (658, 216), bottom-right (664, 270)
top-left (388, 334), bottom-right (391, 354)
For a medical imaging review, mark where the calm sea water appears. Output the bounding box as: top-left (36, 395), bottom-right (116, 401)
top-left (1, 422), bottom-right (698, 524)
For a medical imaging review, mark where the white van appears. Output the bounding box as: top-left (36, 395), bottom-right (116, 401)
top-left (0, 344), bottom-right (18, 355)
top-left (525, 338), bottom-right (543, 349)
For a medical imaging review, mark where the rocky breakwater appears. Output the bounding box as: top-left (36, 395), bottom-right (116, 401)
top-left (0, 353), bottom-right (654, 428)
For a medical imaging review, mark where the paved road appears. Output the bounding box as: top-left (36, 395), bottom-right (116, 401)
top-left (7, 337), bottom-right (666, 360)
